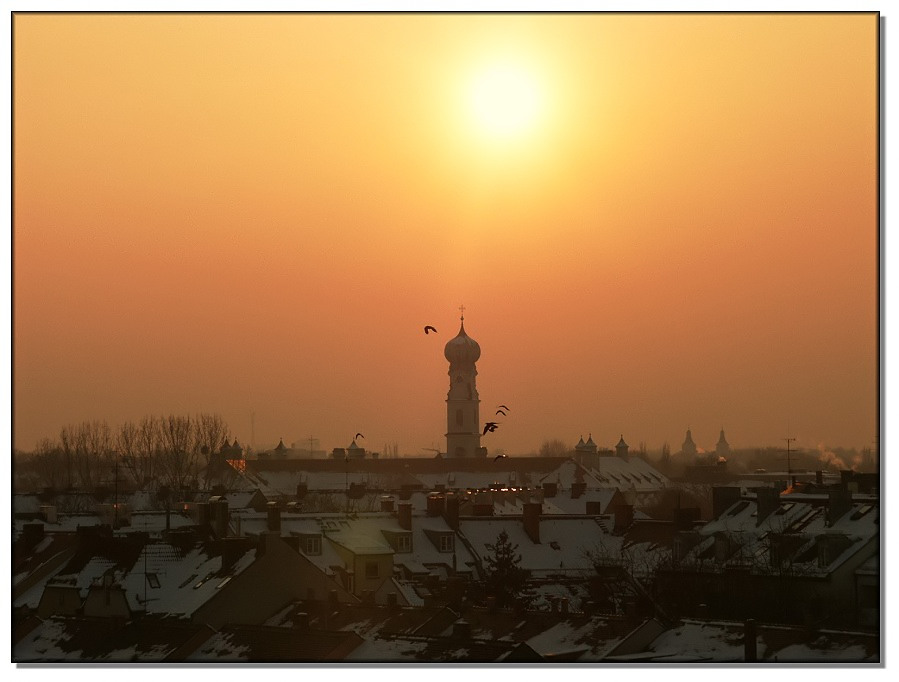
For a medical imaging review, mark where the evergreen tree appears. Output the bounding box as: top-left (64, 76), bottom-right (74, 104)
top-left (484, 529), bottom-right (529, 607)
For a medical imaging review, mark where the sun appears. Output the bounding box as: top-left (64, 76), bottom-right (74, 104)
top-left (467, 60), bottom-right (544, 141)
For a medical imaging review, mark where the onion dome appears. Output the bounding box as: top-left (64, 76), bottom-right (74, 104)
top-left (444, 320), bottom-right (481, 367)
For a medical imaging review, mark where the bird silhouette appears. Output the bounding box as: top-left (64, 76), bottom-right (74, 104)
top-left (355, 433), bottom-right (364, 440)
top-left (497, 404), bottom-right (510, 411)
top-left (424, 325), bottom-right (437, 334)
top-left (493, 454), bottom-right (508, 462)
top-left (496, 409), bottom-right (507, 416)
top-left (483, 421), bottom-right (500, 435)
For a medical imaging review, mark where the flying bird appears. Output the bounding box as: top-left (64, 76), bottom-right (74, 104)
top-left (355, 433), bottom-right (364, 440)
top-left (496, 409), bottom-right (507, 416)
top-left (483, 421), bottom-right (500, 435)
top-left (424, 325), bottom-right (437, 334)
top-left (493, 454), bottom-right (508, 462)
top-left (497, 404), bottom-right (510, 411)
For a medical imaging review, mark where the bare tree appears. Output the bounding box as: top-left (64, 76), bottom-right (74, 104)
top-left (157, 414), bottom-right (198, 495)
top-left (538, 438), bottom-right (571, 458)
top-left (136, 415), bottom-right (161, 486)
top-left (194, 413), bottom-right (231, 488)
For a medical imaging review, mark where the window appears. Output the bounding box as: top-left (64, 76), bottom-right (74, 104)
top-left (145, 573), bottom-right (160, 589)
top-left (304, 536), bottom-right (322, 555)
top-left (396, 535), bottom-right (412, 553)
top-left (365, 561), bottom-right (379, 579)
top-left (440, 535), bottom-right (454, 552)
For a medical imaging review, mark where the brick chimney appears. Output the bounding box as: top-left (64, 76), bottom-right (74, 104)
top-left (523, 502), bottom-right (541, 543)
top-left (542, 481), bottom-right (558, 498)
top-left (570, 481), bottom-right (587, 499)
top-left (427, 492), bottom-right (445, 517)
top-left (398, 502), bottom-right (412, 530)
top-left (826, 489), bottom-right (853, 526)
top-left (755, 487), bottom-right (781, 525)
top-left (380, 496), bottom-right (395, 512)
top-left (266, 501), bottom-right (281, 532)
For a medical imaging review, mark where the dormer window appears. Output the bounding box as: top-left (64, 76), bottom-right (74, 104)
top-left (397, 535), bottom-right (412, 553)
top-left (440, 535), bottom-right (454, 552)
top-left (304, 536), bottom-right (322, 555)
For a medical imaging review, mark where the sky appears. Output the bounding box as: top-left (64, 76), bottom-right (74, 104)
top-left (11, 11), bottom-right (880, 457)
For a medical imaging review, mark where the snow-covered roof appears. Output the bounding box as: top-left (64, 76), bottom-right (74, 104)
top-left (459, 516), bottom-right (612, 575)
top-left (641, 618), bottom-right (879, 663)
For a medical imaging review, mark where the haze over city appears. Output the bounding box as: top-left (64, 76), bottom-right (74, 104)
top-left (12, 12), bottom-right (878, 456)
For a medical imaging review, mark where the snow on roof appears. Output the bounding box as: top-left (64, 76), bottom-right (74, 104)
top-left (644, 619), bottom-right (879, 662)
top-left (343, 635), bottom-right (429, 661)
top-left (13, 615), bottom-right (210, 663)
top-left (583, 457), bottom-right (669, 490)
top-left (525, 618), bottom-right (622, 659)
top-left (144, 542), bottom-right (255, 617)
top-left (459, 516), bottom-right (613, 574)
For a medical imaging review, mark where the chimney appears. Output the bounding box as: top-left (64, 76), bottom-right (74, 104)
top-left (267, 502), bottom-right (281, 532)
top-left (815, 470), bottom-right (824, 486)
top-left (571, 481), bottom-right (587, 499)
top-left (295, 611), bottom-right (309, 630)
top-left (387, 592), bottom-right (398, 610)
top-left (827, 489), bottom-right (853, 526)
top-left (712, 487), bottom-right (742, 519)
top-left (560, 597), bottom-right (569, 615)
top-left (542, 481), bottom-right (558, 498)
top-left (452, 619), bottom-right (471, 639)
top-left (296, 482), bottom-right (308, 499)
top-left (444, 494), bottom-right (460, 531)
top-left (744, 619), bottom-right (758, 662)
top-left (755, 487), bottom-right (780, 525)
top-left (474, 491), bottom-right (494, 516)
top-left (210, 497), bottom-right (230, 537)
top-left (427, 492), bottom-right (446, 517)
top-left (380, 496), bottom-right (395, 512)
top-left (523, 502), bottom-right (541, 543)
top-left (612, 504), bottom-right (634, 534)
top-left (398, 502), bottom-right (412, 530)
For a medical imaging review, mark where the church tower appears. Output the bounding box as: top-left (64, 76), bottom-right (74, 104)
top-left (444, 311), bottom-right (484, 458)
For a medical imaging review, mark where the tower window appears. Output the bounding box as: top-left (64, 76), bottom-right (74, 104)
top-left (456, 409), bottom-right (463, 427)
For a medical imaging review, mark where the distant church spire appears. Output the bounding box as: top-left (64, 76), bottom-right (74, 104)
top-left (444, 311), bottom-right (482, 458)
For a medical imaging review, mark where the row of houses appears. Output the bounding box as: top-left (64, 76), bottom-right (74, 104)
top-left (13, 471), bottom-right (880, 662)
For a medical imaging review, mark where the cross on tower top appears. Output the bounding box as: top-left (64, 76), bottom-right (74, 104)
top-left (459, 304), bottom-right (465, 320)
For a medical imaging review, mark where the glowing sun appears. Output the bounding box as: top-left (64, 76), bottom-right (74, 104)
top-left (467, 61), bottom-right (544, 141)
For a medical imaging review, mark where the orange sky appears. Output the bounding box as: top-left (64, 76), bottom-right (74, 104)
top-left (12, 12), bottom-right (879, 456)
